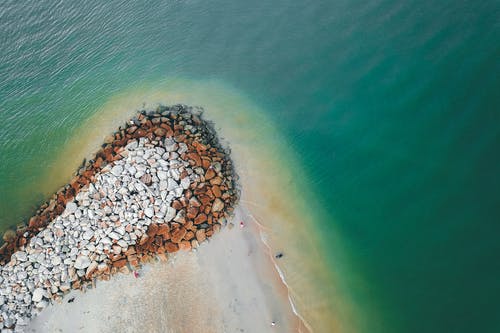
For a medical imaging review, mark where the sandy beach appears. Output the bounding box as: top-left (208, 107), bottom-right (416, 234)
top-left (27, 206), bottom-right (305, 333)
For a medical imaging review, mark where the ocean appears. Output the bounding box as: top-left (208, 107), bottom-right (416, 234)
top-left (0, 0), bottom-right (499, 332)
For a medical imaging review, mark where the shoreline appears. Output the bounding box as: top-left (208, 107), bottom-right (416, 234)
top-left (27, 205), bottom-right (306, 333)
top-left (239, 204), bottom-right (313, 333)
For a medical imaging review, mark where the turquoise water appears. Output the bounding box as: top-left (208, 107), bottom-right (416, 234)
top-left (1, 0), bottom-right (499, 332)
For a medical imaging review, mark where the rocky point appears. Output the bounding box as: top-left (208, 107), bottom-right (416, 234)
top-left (0, 105), bottom-right (239, 331)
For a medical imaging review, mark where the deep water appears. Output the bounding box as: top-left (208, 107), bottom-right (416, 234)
top-left (0, 0), bottom-right (499, 332)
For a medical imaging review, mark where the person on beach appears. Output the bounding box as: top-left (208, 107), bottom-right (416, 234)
top-left (240, 221), bottom-right (245, 228)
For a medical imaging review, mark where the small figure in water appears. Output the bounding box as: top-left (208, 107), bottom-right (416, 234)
top-left (275, 252), bottom-right (284, 259)
top-left (68, 297), bottom-right (75, 303)
top-left (239, 221), bottom-right (245, 228)
top-left (133, 270), bottom-right (139, 278)
top-left (271, 321), bottom-right (276, 327)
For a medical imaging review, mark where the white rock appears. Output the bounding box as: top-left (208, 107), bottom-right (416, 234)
top-left (74, 256), bottom-right (91, 270)
top-left (165, 207), bottom-right (176, 221)
top-left (82, 230), bottom-right (94, 240)
top-left (164, 138), bottom-right (178, 152)
top-left (14, 252), bottom-right (27, 262)
top-left (65, 202), bottom-right (77, 214)
top-left (108, 232), bottom-right (120, 240)
top-left (17, 271), bottom-right (27, 280)
top-left (117, 240), bottom-right (128, 248)
top-left (167, 179), bottom-right (179, 191)
top-left (157, 170), bottom-right (168, 180)
top-left (60, 283), bottom-right (71, 292)
top-left (144, 207), bottom-right (154, 218)
top-left (180, 177), bottom-right (190, 190)
top-left (115, 226), bottom-right (125, 236)
top-left (101, 237), bottom-right (112, 245)
top-left (51, 257), bottom-right (62, 266)
top-left (169, 169), bottom-right (180, 181)
top-left (35, 300), bottom-right (48, 309)
top-left (111, 165), bottom-right (123, 177)
top-left (32, 288), bottom-right (45, 303)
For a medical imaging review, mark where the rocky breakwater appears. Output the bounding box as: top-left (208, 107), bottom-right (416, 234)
top-left (0, 105), bottom-right (238, 331)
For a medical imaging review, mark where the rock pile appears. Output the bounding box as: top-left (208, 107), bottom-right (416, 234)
top-left (0, 105), bottom-right (238, 331)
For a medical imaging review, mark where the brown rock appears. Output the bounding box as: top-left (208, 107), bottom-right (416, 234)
top-left (193, 141), bottom-right (208, 152)
top-left (119, 266), bottom-right (130, 274)
top-left (28, 216), bottom-right (40, 228)
top-left (187, 153), bottom-right (202, 166)
top-left (198, 194), bottom-right (211, 206)
top-left (205, 168), bottom-right (216, 180)
top-left (210, 177), bottom-right (223, 185)
top-left (157, 253), bottom-right (168, 262)
top-left (18, 237), bottom-right (27, 247)
top-left (179, 241), bottom-right (191, 251)
top-left (172, 200), bottom-right (183, 210)
top-left (139, 234), bottom-right (149, 246)
top-left (157, 224), bottom-right (170, 238)
top-left (202, 158), bottom-right (211, 170)
top-left (185, 221), bottom-right (196, 231)
top-left (159, 124), bottom-right (173, 136)
top-left (147, 223), bottom-right (159, 237)
top-left (154, 128), bottom-right (166, 137)
top-left (112, 259), bottom-right (127, 268)
top-left (212, 185), bottom-right (222, 198)
top-left (127, 254), bottom-right (139, 267)
top-left (170, 227), bottom-right (187, 243)
top-left (184, 231), bottom-right (195, 240)
top-left (194, 213), bottom-right (207, 225)
top-left (122, 245), bottom-right (134, 254)
top-left (94, 157), bottom-right (103, 169)
top-left (165, 242), bottom-right (179, 253)
top-left (140, 254), bottom-right (153, 263)
top-left (72, 280), bottom-right (81, 289)
top-left (186, 206), bottom-right (199, 219)
top-left (194, 185), bottom-right (206, 196)
top-left (179, 197), bottom-right (189, 208)
top-left (136, 129), bottom-right (147, 137)
top-left (2, 230), bottom-right (15, 243)
top-left (189, 197), bottom-right (201, 207)
top-left (212, 198), bottom-right (224, 212)
top-left (195, 229), bottom-right (206, 243)
top-left (127, 126), bottom-right (137, 134)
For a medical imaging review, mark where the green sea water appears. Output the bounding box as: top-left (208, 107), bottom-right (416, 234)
top-left (0, 0), bottom-right (499, 332)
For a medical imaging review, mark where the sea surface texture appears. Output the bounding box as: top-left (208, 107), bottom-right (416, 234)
top-left (0, 1), bottom-right (499, 332)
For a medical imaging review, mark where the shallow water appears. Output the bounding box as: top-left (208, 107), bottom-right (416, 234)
top-left (0, 1), bottom-right (499, 332)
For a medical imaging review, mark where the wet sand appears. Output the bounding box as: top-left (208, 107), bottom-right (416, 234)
top-left (28, 206), bottom-right (306, 333)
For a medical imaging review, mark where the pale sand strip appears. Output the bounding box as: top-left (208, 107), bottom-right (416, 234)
top-left (27, 206), bottom-right (304, 333)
